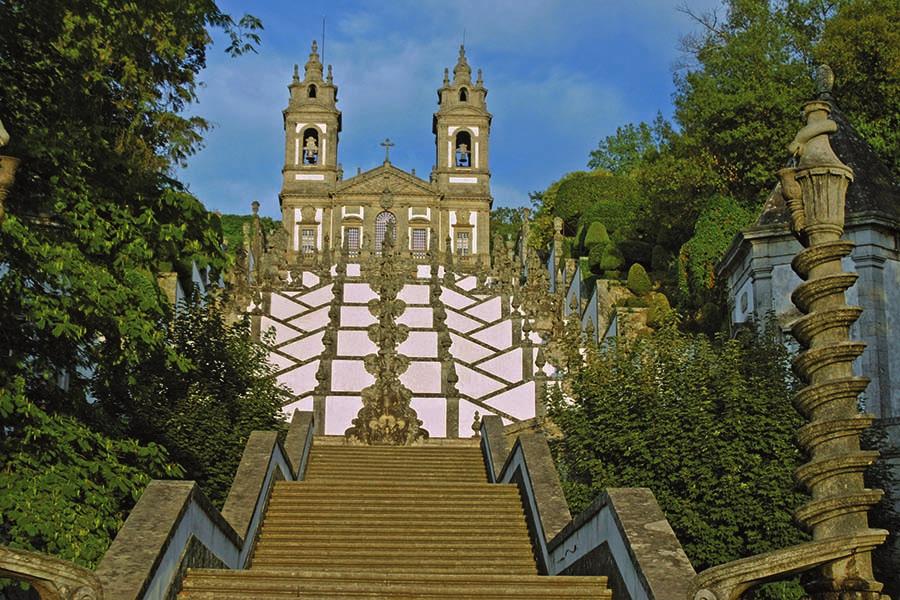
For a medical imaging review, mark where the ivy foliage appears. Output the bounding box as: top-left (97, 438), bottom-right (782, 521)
top-left (548, 322), bottom-right (809, 571)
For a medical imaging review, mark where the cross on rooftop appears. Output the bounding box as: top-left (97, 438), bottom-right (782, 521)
top-left (380, 138), bottom-right (395, 163)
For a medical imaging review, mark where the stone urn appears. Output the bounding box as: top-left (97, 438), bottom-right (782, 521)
top-left (0, 154), bottom-right (20, 223)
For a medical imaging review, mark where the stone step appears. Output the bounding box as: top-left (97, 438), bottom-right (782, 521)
top-left (265, 496), bottom-right (520, 508)
top-left (179, 569), bottom-right (610, 599)
top-left (247, 556), bottom-right (538, 573)
top-left (273, 480), bottom-right (505, 491)
top-left (256, 529), bottom-right (530, 543)
top-left (257, 521), bottom-right (529, 535)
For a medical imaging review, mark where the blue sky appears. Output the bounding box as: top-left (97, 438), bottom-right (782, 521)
top-left (178, 0), bottom-right (721, 218)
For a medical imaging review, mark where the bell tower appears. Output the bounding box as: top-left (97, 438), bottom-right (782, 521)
top-left (433, 45), bottom-right (491, 192)
top-left (280, 40), bottom-right (342, 257)
top-left (433, 46), bottom-right (492, 259)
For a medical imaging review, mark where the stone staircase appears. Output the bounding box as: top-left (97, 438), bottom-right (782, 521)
top-left (178, 442), bottom-right (611, 598)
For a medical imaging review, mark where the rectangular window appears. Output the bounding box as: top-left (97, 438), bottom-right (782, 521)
top-left (301, 228), bottom-right (316, 254)
top-left (345, 227), bottom-right (360, 252)
top-left (456, 230), bottom-right (470, 256)
top-left (411, 228), bottom-right (427, 252)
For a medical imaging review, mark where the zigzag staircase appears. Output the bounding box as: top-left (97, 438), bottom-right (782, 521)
top-left (260, 264), bottom-right (544, 438)
top-left (178, 440), bottom-right (611, 598)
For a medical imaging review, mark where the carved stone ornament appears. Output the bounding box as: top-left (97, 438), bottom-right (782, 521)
top-left (300, 205), bottom-right (317, 223)
top-left (346, 229), bottom-right (428, 445)
top-left (0, 545), bottom-right (103, 599)
top-left (379, 187), bottom-right (394, 210)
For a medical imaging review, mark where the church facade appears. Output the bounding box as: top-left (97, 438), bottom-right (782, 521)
top-left (279, 42), bottom-right (492, 262)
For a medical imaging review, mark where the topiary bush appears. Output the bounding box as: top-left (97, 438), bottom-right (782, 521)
top-left (626, 263), bottom-right (652, 295)
top-left (588, 241), bottom-right (624, 275)
top-left (581, 221), bottom-right (610, 253)
top-left (646, 291), bottom-right (672, 327)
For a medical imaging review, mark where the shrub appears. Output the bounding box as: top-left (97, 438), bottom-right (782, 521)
top-left (626, 263), bottom-right (652, 295)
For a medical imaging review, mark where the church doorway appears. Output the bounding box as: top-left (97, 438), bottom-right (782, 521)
top-left (375, 211), bottom-right (397, 253)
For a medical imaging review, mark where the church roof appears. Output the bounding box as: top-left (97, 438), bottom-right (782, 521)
top-left (756, 101), bottom-right (899, 226)
top-left (334, 163), bottom-right (438, 196)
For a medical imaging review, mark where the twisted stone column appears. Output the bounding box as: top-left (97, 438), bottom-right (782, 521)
top-left (779, 71), bottom-right (887, 600)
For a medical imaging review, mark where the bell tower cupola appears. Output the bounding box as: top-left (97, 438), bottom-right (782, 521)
top-left (433, 45), bottom-right (491, 195)
top-left (281, 40), bottom-right (342, 199)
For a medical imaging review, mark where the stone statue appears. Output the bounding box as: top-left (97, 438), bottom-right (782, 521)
top-left (456, 143), bottom-right (469, 166)
top-left (303, 136), bottom-right (318, 164)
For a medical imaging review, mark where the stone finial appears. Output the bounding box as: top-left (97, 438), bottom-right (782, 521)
top-left (292, 63), bottom-right (300, 83)
top-left (476, 68), bottom-right (483, 87)
top-left (304, 39), bottom-right (324, 81)
top-left (251, 200), bottom-right (260, 216)
top-left (453, 44), bottom-right (471, 83)
top-left (814, 64), bottom-right (834, 98)
top-left (443, 67), bottom-right (450, 86)
top-left (472, 411), bottom-right (481, 437)
top-left (327, 64), bottom-right (333, 84)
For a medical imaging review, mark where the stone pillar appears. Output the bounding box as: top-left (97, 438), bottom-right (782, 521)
top-left (778, 75), bottom-right (887, 599)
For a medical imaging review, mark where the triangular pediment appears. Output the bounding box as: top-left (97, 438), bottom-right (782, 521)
top-left (335, 164), bottom-right (437, 196)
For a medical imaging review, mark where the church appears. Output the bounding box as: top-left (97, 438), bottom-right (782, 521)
top-left (279, 41), bottom-right (493, 262)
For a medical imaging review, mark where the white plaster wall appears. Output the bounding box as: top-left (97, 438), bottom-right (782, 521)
top-left (412, 397), bottom-right (447, 437)
top-left (468, 296), bottom-right (502, 322)
top-left (446, 309), bottom-right (481, 333)
top-left (482, 381), bottom-right (535, 420)
top-left (478, 348), bottom-right (523, 383)
top-left (260, 317), bottom-right (300, 345)
top-left (340, 305), bottom-right (377, 328)
top-left (294, 284), bottom-right (333, 307)
top-left (345, 282), bottom-right (378, 303)
top-left (277, 361), bottom-right (319, 396)
top-left (337, 330), bottom-right (377, 357)
top-left (441, 288), bottom-right (476, 310)
top-left (325, 396), bottom-right (363, 435)
top-left (456, 364), bottom-right (504, 398)
top-left (330, 360), bottom-right (374, 392)
top-left (397, 331), bottom-right (438, 358)
top-left (281, 396), bottom-right (313, 417)
top-left (471, 320), bottom-right (513, 350)
top-left (398, 284), bottom-right (430, 304)
top-left (279, 331), bottom-right (326, 362)
top-left (449, 333), bottom-right (494, 362)
top-left (400, 361), bottom-right (442, 394)
top-left (397, 306), bottom-right (433, 328)
top-left (269, 294), bottom-right (305, 320)
top-left (289, 306), bottom-right (330, 332)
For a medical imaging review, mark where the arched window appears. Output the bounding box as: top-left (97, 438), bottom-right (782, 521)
top-left (302, 128), bottom-right (319, 165)
top-left (454, 130), bottom-right (472, 167)
top-left (374, 211), bottom-right (397, 253)
top-left (459, 87), bottom-right (468, 102)
top-left (307, 84), bottom-right (317, 98)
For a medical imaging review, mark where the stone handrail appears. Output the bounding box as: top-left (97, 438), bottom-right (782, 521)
top-left (548, 489), bottom-right (696, 600)
top-left (481, 416), bottom-right (695, 600)
top-left (1, 411), bottom-right (316, 600)
top-left (0, 545), bottom-right (103, 599)
top-left (480, 416), bottom-right (571, 574)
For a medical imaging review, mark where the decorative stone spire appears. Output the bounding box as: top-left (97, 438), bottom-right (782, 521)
top-left (690, 67), bottom-right (888, 600)
top-left (443, 67), bottom-right (450, 86)
top-left (292, 63), bottom-right (300, 84)
top-left (452, 44), bottom-right (471, 83)
top-left (476, 68), bottom-right (484, 87)
top-left (304, 40), bottom-right (324, 81)
top-left (326, 64), bottom-right (333, 84)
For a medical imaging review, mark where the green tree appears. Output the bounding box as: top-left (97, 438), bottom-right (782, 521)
top-left (106, 292), bottom-right (289, 507)
top-left (0, 0), bottom-right (261, 415)
top-left (814, 0), bottom-right (900, 178)
top-left (587, 115), bottom-right (671, 174)
top-left (548, 322), bottom-right (808, 571)
top-left (0, 379), bottom-right (182, 568)
top-left (675, 0), bottom-right (813, 202)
